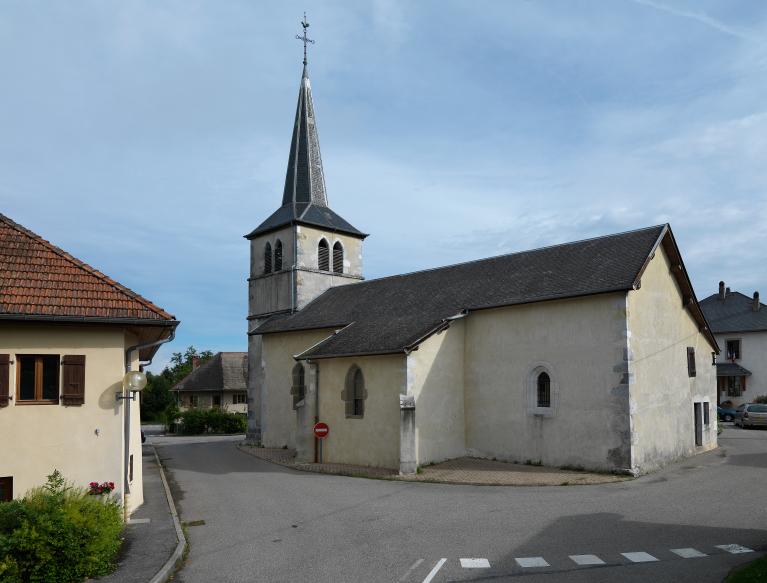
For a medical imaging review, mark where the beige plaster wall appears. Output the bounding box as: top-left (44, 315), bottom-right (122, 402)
top-left (628, 244), bottom-right (718, 474)
top-left (464, 293), bottom-right (630, 472)
top-left (0, 324), bottom-right (142, 512)
top-left (317, 354), bottom-right (405, 469)
top-left (715, 330), bottom-right (767, 407)
top-left (260, 329), bottom-right (336, 448)
top-left (176, 391), bottom-right (248, 414)
top-left (407, 321), bottom-right (466, 466)
top-left (296, 225), bottom-right (363, 277)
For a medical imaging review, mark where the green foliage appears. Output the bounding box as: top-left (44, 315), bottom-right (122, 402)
top-left (726, 555), bottom-right (767, 582)
top-left (179, 409), bottom-right (247, 435)
top-left (753, 395), bottom-right (767, 404)
top-left (140, 346), bottom-right (214, 422)
top-left (0, 471), bottom-right (123, 583)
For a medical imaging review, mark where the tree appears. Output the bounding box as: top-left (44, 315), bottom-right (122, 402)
top-left (140, 346), bottom-right (214, 422)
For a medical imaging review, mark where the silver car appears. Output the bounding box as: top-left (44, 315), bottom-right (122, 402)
top-left (734, 403), bottom-right (767, 428)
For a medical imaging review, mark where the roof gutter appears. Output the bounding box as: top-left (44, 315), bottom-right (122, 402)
top-left (0, 313), bottom-right (179, 327)
top-left (403, 309), bottom-right (468, 355)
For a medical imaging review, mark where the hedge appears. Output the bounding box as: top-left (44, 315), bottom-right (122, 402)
top-left (0, 471), bottom-right (123, 583)
top-left (179, 409), bottom-right (247, 435)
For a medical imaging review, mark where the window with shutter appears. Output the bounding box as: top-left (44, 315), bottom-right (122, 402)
top-left (0, 354), bottom-right (9, 408)
top-left (318, 239), bottom-right (329, 271)
top-left (332, 242), bottom-right (344, 274)
top-left (264, 242), bottom-right (272, 274)
top-left (342, 365), bottom-right (366, 418)
top-left (291, 363), bottom-right (306, 409)
top-left (274, 239), bottom-right (283, 271)
top-left (61, 355), bottom-right (86, 406)
top-left (687, 347), bottom-right (696, 378)
top-left (16, 355), bottom-right (59, 404)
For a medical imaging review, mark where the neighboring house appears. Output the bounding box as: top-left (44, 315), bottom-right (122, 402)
top-left (245, 61), bottom-right (719, 477)
top-left (700, 283), bottom-right (766, 408)
top-left (0, 214), bottom-right (177, 513)
top-left (171, 352), bottom-right (248, 414)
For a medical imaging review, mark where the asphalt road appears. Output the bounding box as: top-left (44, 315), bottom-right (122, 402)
top-left (154, 427), bottom-right (767, 583)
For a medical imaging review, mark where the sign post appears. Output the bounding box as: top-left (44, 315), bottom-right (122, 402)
top-left (313, 422), bottom-right (329, 463)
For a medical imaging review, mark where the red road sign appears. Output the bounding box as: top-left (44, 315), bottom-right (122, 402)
top-left (313, 422), bottom-right (329, 439)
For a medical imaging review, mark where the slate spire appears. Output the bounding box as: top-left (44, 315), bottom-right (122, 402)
top-left (282, 63), bottom-right (328, 207)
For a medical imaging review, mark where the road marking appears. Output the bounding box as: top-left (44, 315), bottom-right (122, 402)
top-left (399, 559), bottom-right (424, 581)
top-left (671, 548), bottom-right (707, 559)
top-left (569, 554), bottom-right (605, 565)
top-left (716, 544), bottom-right (754, 554)
top-left (622, 552), bottom-right (659, 563)
top-left (515, 557), bottom-right (550, 568)
top-left (421, 558), bottom-right (447, 583)
top-left (460, 558), bottom-right (490, 568)
top-left (127, 518), bottom-right (151, 524)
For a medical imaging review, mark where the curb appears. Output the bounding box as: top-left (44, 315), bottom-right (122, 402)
top-left (148, 447), bottom-right (187, 583)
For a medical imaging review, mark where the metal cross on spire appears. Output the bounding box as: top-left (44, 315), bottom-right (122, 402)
top-left (295, 12), bottom-right (314, 66)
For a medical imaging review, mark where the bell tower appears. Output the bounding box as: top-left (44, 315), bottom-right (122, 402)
top-left (245, 15), bottom-right (366, 442)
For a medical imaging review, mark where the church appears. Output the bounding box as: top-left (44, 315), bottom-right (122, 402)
top-left (245, 51), bottom-right (718, 477)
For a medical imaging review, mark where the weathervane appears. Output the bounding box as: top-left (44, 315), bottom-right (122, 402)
top-left (296, 12), bottom-right (314, 66)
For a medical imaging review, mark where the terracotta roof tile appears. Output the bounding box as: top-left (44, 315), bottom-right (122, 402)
top-left (0, 213), bottom-right (175, 323)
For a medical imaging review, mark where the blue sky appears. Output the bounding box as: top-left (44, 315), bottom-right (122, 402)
top-left (2, 1), bottom-right (766, 371)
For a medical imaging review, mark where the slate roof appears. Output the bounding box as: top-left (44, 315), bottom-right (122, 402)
top-left (253, 224), bottom-right (716, 358)
top-left (0, 213), bottom-right (176, 324)
top-left (716, 362), bottom-right (752, 377)
top-left (245, 65), bottom-right (364, 239)
top-left (699, 291), bottom-right (767, 333)
top-left (171, 352), bottom-right (247, 393)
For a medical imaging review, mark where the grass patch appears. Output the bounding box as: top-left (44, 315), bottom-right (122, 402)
top-left (726, 555), bottom-right (767, 582)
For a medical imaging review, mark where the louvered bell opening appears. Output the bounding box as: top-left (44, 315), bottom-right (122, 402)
top-left (318, 239), bottom-right (329, 271)
top-left (264, 243), bottom-right (272, 274)
top-left (332, 242), bottom-right (344, 274)
top-left (274, 240), bottom-right (283, 271)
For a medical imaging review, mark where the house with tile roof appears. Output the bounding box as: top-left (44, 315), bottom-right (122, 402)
top-left (700, 283), bottom-right (767, 408)
top-left (0, 213), bottom-right (177, 513)
top-left (245, 58), bottom-right (719, 477)
top-left (171, 352), bottom-right (248, 414)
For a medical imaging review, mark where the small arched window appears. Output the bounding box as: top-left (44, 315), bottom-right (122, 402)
top-left (537, 372), bottom-right (551, 408)
top-left (274, 240), bottom-right (283, 271)
top-left (332, 241), bottom-right (344, 274)
top-left (342, 365), bottom-right (366, 418)
top-left (263, 242), bottom-right (272, 274)
top-left (291, 363), bottom-right (305, 409)
top-left (318, 239), bottom-right (329, 271)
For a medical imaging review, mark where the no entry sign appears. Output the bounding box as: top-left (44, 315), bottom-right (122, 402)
top-left (313, 422), bottom-right (329, 439)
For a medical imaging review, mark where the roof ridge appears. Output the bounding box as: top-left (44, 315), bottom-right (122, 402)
top-left (0, 213), bottom-right (175, 321)
top-left (322, 224), bottom-right (667, 292)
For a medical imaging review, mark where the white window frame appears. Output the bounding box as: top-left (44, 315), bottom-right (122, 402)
top-left (526, 363), bottom-right (558, 417)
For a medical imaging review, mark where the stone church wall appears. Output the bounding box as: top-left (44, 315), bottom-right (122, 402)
top-left (463, 293), bottom-right (630, 472)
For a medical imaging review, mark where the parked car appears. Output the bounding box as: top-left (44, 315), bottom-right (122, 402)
top-left (718, 406), bottom-right (737, 422)
top-left (734, 403), bottom-right (767, 428)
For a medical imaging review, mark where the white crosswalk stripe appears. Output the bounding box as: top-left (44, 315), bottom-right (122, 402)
top-left (622, 552), bottom-right (659, 563)
top-left (515, 557), bottom-right (550, 568)
top-left (670, 548), bottom-right (707, 559)
top-left (460, 558), bottom-right (490, 568)
top-left (716, 544), bottom-right (754, 554)
top-left (569, 554), bottom-right (606, 565)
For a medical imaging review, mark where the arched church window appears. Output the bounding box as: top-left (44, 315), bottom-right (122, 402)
top-left (537, 372), bottom-right (551, 408)
top-left (332, 241), bottom-right (344, 274)
top-left (291, 363), bottom-right (305, 409)
top-left (274, 240), bottom-right (283, 271)
top-left (342, 365), bottom-right (366, 418)
top-left (318, 239), bottom-right (329, 271)
top-left (263, 242), bottom-right (272, 274)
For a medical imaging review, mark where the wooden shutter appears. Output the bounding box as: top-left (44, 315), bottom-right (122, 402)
top-left (687, 347), bottom-right (696, 378)
top-left (332, 242), bottom-right (343, 274)
top-left (318, 239), bottom-right (329, 271)
top-left (0, 354), bottom-right (9, 408)
top-left (61, 355), bottom-right (86, 406)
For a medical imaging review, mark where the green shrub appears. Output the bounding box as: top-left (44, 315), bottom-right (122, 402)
top-left (753, 395), bottom-right (767, 404)
top-left (179, 409), bottom-right (247, 435)
top-left (0, 471), bottom-right (123, 583)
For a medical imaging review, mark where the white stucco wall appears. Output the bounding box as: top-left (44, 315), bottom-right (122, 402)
top-left (407, 321), bottom-right (466, 466)
top-left (176, 391), bottom-right (248, 414)
top-left (0, 324), bottom-right (143, 513)
top-left (715, 330), bottom-right (767, 407)
top-left (464, 293), bottom-right (630, 472)
top-left (260, 329), bottom-right (336, 448)
top-left (628, 244), bottom-right (718, 474)
top-left (317, 355), bottom-right (405, 469)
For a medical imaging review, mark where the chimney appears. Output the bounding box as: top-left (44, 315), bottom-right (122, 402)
top-left (192, 356), bottom-right (201, 370)
top-left (719, 281), bottom-right (725, 300)
top-left (754, 292), bottom-right (761, 312)
top-left (725, 286), bottom-right (731, 298)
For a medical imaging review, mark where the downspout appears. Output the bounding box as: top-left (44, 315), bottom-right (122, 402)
top-left (123, 326), bottom-right (177, 511)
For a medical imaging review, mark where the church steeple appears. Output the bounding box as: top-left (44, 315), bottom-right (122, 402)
top-left (281, 63), bottom-right (328, 208)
